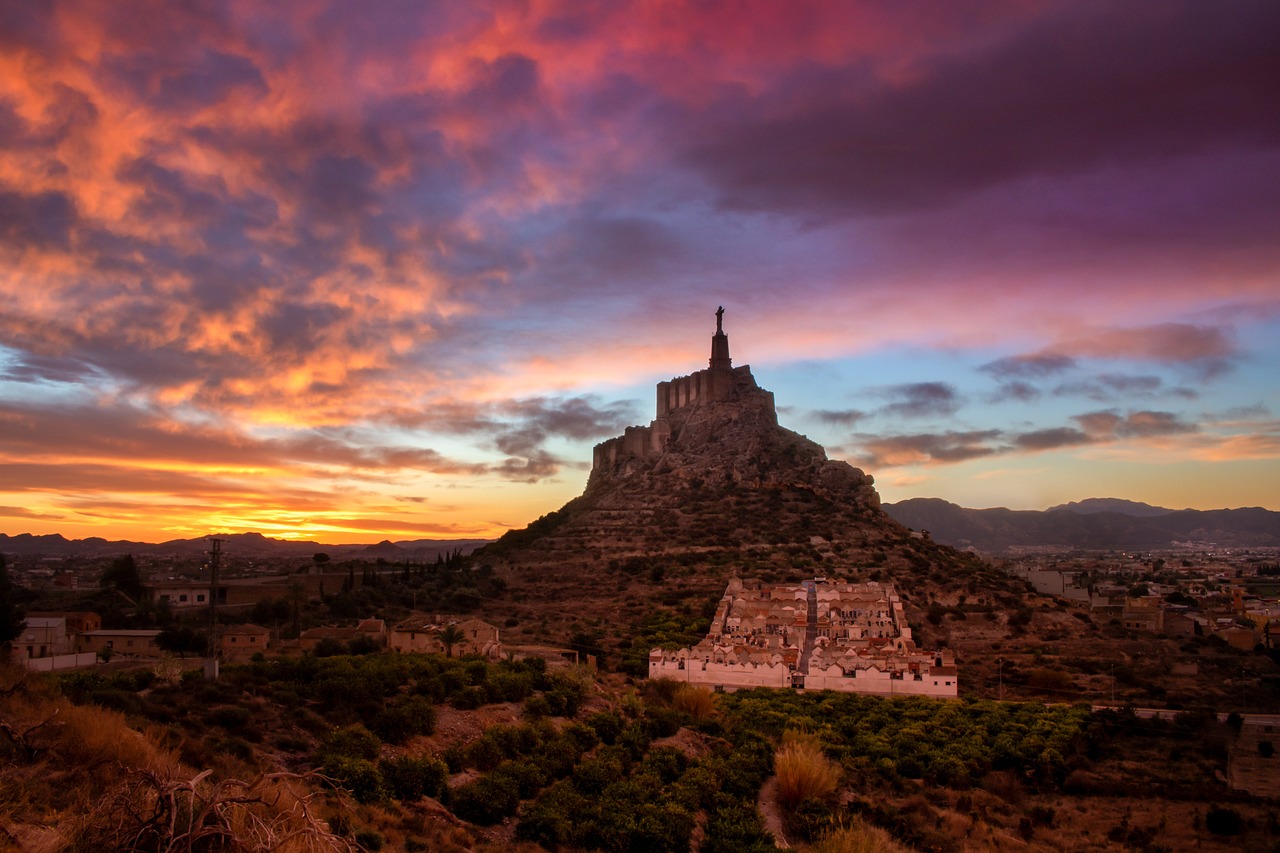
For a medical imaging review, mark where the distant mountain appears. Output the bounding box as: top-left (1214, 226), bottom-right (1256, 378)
top-left (1046, 498), bottom-right (1175, 517)
top-left (884, 498), bottom-right (1280, 553)
top-left (0, 531), bottom-right (490, 561)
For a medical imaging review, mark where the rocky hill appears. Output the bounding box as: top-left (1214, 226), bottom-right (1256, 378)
top-left (473, 313), bottom-right (1011, 649)
top-left (884, 498), bottom-right (1280, 553)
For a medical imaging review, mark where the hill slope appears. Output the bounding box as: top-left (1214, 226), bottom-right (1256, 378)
top-left (471, 323), bottom-right (1013, 651)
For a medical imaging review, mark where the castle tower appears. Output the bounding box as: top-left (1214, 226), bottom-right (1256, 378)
top-left (710, 305), bottom-right (731, 370)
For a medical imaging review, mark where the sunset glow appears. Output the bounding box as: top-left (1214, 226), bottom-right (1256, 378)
top-left (1, 1), bottom-right (1277, 543)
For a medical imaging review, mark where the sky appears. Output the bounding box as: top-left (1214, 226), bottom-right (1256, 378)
top-left (0, 0), bottom-right (1277, 544)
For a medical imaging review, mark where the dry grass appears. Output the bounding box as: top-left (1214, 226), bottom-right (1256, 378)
top-left (775, 730), bottom-right (840, 809)
top-left (806, 818), bottom-right (917, 853)
top-left (56, 700), bottom-right (181, 773)
top-left (66, 768), bottom-right (357, 853)
top-left (670, 683), bottom-right (717, 719)
top-left (2, 666), bottom-right (356, 853)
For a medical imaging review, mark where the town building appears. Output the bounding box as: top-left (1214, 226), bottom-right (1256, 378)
top-left (14, 616), bottom-right (75, 662)
top-left (650, 577), bottom-right (958, 697)
top-left (220, 624), bottom-right (271, 661)
top-left (299, 618), bottom-right (387, 653)
top-left (388, 615), bottom-right (501, 658)
top-left (77, 629), bottom-right (162, 657)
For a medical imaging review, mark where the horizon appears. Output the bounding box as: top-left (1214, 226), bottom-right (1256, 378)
top-left (2, 495), bottom-right (1274, 549)
top-left (1, 2), bottom-right (1278, 545)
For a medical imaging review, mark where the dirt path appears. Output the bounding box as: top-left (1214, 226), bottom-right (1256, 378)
top-left (757, 776), bottom-right (790, 849)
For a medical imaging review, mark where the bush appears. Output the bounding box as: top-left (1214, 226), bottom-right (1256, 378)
top-left (807, 819), bottom-right (914, 853)
top-left (587, 710), bottom-right (624, 745)
top-left (372, 696), bottom-right (436, 744)
top-left (775, 734), bottom-right (839, 810)
top-left (494, 759), bottom-right (548, 799)
top-left (516, 780), bottom-right (586, 848)
top-left (208, 705), bottom-right (251, 731)
top-left (316, 724), bottom-right (382, 763)
top-left (671, 684), bottom-right (717, 719)
top-left (703, 797), bottom-right (776, 853)
top-left (380, 755), bottom-right (448, 801)
top-left (523, 694), bottom-right (551, 719)
top-left (574, 754), bottom-right (626, 795)
top-left (451, 685), bottom-right (488, 710)
top-left (450, 773), bottom-right (520, 825)
top-left (313, 638), bottom-right (347, 657)
top-left (322, 756), bottom-right (387, 804)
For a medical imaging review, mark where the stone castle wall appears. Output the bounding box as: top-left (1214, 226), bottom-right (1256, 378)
top-left (656, 365), bottom-right (741, 416)
top-left (592, 363), bottom-right (763, 474)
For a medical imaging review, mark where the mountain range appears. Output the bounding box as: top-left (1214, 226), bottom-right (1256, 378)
top-left (883, 498), bottom-right (1280, 553)
top-left (5, 497), bottom-right (1276, 559)
top-left (0, 530), bottom-right (490, 561)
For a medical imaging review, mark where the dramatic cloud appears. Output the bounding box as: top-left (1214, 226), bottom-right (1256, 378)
top-left (1013, 428), bottom-right (1092, 451)
top-left (981, 354), bottom-right (1077, 380)
top-left (1072, 410), bottom-right (1198, 440)
top-left (874, 383), bottom-right (962, 419)
top-left (1055, 323), bottom-right (1238, 378)
top-left (987, 381), bottom-right (1040, 404)
top-left (814, 409), bottom-right (866, 426)
top-left (0, 0), bottom-right (1276, 539)
top-left (682, 1), bottom-right (1280, 219)
top-left (851, 429), bottom-right (1002, 468)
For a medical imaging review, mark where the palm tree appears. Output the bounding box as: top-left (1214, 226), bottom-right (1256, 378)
top-left (439, 624), bottom-right (465, 658)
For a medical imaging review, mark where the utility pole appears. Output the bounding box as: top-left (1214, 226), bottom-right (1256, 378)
top-left (206, 537), bottom-right (224, 679)
top-left (997, 657), bottom-right (1004, 702)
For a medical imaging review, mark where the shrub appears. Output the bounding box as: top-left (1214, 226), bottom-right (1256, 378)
top-left (493, 759), bottom-right (547, 799)
top-left (775, 734), bottom-right (840, 810)
top-left (322, 756), bottom-right (387, 804)
top-left (487, 670), bottom-right (533, 703)
top-left (312, 638), bottom-right (347, 657)
top-left (380, 755), bottom-right (448, 801)
top-left (451, 685), bottom-right (487, 710)
top-left (315, 724), bottom-right (381, 766)
top-left (450, 773), bottom-right (520, 825)
top-left (587, 710), bottom-right (624, 745)
top-left (372, 696), bottom-right (436, 744)
top-left (807, 818), bottom-right (920, 853)
top-left (641, 746), bottom-right (689, 784)
top-left (702, 797), bottom-right (776, 853)
top-left (671, 683), bottom-right (717, 719)
top-left (516, 780), bottom-right (587, 848)
top-left (574, 754), bottom-right (626, 795)
top-left (523, 694), bottom-right (551, 719)
top-left (208, 705), bottom-right (251, 731)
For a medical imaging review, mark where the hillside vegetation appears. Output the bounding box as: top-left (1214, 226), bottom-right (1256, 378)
top-left (4, 656), bottom-right (1279, 852)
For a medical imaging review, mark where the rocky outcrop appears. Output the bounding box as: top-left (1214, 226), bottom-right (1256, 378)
top-left (589, 359), bottom-right (878, 512)
top-left (485, 314), bottom-right (891, 567)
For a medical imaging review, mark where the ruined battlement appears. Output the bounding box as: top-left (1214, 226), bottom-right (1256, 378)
top-left (591, 308), bottom-right (777, 476)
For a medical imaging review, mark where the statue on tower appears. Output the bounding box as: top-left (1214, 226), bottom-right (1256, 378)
top-left (715, 305), bottom-right (724, 334)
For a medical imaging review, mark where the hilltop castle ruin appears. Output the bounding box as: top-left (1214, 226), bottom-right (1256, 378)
top-left (591, 307), bottom-right (776, 477)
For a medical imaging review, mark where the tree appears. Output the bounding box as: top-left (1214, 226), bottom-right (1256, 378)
top-left (439, 624), bottom-right (465, 658)
top-left (0, 552), bottom-right (25, 653)
top-left (101, 553), bottom-right (146, 599)
top-left (157, 625), bottom-right (208, 658)
top-left (313, 552), bottom-right (330, 565)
